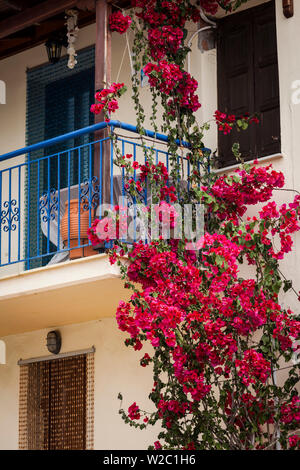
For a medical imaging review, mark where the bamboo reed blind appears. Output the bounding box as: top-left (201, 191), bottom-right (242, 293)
top-left (19, 352), bottom-right (94, 450)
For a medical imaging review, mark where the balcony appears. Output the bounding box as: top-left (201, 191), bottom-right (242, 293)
top-left (0, 121), bottom-right (209, 336)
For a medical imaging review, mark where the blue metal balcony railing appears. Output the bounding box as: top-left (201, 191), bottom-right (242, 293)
top-left (0, 121), bottom-right (210, 272)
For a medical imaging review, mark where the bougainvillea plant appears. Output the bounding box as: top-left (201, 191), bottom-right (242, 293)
top-left (90, 0), bottom-right (300, 450)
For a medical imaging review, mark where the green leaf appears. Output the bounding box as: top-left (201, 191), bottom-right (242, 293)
top-left (273, 280), bottom-right (282, 294)
top-left (205, 194), bottom-right (214, 203)
top-left (215, 255), bottom-right (224, 266)
top-left (283, 280), bottom-right (293, 292)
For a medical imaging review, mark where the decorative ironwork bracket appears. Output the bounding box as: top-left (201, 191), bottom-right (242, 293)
top-left (39, 189), bottom-right (58, 223)
top-left (1, 199), bottom-right (19, 232)
top-left (80, 176), bottom-right (100, 212)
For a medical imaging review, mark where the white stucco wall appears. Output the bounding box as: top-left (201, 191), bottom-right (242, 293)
top-left (0, 319), bottom-right (158, 450)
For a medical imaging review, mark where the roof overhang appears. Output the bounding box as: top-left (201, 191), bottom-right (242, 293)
top-left (0, 0), bottom-right (130, 60)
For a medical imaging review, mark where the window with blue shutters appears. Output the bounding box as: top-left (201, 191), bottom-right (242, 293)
top-left (25, 46), bottom-right (95, 268)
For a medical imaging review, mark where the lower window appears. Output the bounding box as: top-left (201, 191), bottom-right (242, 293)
top-left (19, 352), bottom-right (94, 450)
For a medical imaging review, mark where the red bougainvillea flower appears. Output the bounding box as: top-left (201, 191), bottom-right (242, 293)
top-left (109, 11), bottom-right (132, 34)
top-left (289, 435), bottom-right (300, 449)
top-left (202, 161), bottom-right (285, 221)
top-left (108, 99), bottom-right (119, 112)
top-left (214, 110), bottom-right (259, 135)
top-left (154, 201), bottom-right (179, 229)
top-left (154, 441), bottom-right (162, 450)
top-left (87, 217), bottom-right (116, 245)
top-left (132, 0), bottom-right (201, 28)
top-left (144, 61), bottom-right (201, 112)
top-left (235, 350), bottom-right (271, 386)
top-left (148, 25), bottom-right (184, 60)
top-left (280, 396), bottom-right (300, 425)
top-left (200, 0), bottom-right (232, 15)
top-left (90, 82), bottom-right (126, 118)
top-left (87, 206), bottom-right (128, 246)
top-left (87, 219), bottom-right (102, 246)
top-left (140, 353), bottom-right (151, 367)
top-left (128, 402), bottom-right (141, 420)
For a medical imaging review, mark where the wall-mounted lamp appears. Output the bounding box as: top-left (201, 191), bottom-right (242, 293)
top-left (46, 330), bottom-right (62, 354)
top-left (283, 0), bottom-right (294, 18)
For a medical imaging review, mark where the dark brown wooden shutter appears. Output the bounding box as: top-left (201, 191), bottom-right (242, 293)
top-left (19, 352), bottom-right (94, 450)
top-left (217, 1), bottom-right (280, 167)
top-left (253, 3), bottom-right (280, 157)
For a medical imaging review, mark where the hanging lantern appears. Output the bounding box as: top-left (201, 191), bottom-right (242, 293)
top-left (45, 37), bottom-right (64, 64)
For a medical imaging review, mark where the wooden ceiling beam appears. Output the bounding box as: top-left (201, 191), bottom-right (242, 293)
top-left (0, 0), bottom-right (78, 39)
top-left (76, 0), bottom-right (95, 11)
top-left (2, 0), bottom-right (26, 11)
top-left (0, 37), bottom-right (31, 47)
top-left (0, 11), bottom-right (95, 60)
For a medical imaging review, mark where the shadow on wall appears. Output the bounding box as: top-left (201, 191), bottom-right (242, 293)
top-left (0, 80), bottom-right (5, 104)
top-left (0, 341), bottom-right (6, 364)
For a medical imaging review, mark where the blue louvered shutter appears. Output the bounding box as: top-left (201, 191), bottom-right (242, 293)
top-left (26, 47), bottom-right (95, 268)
